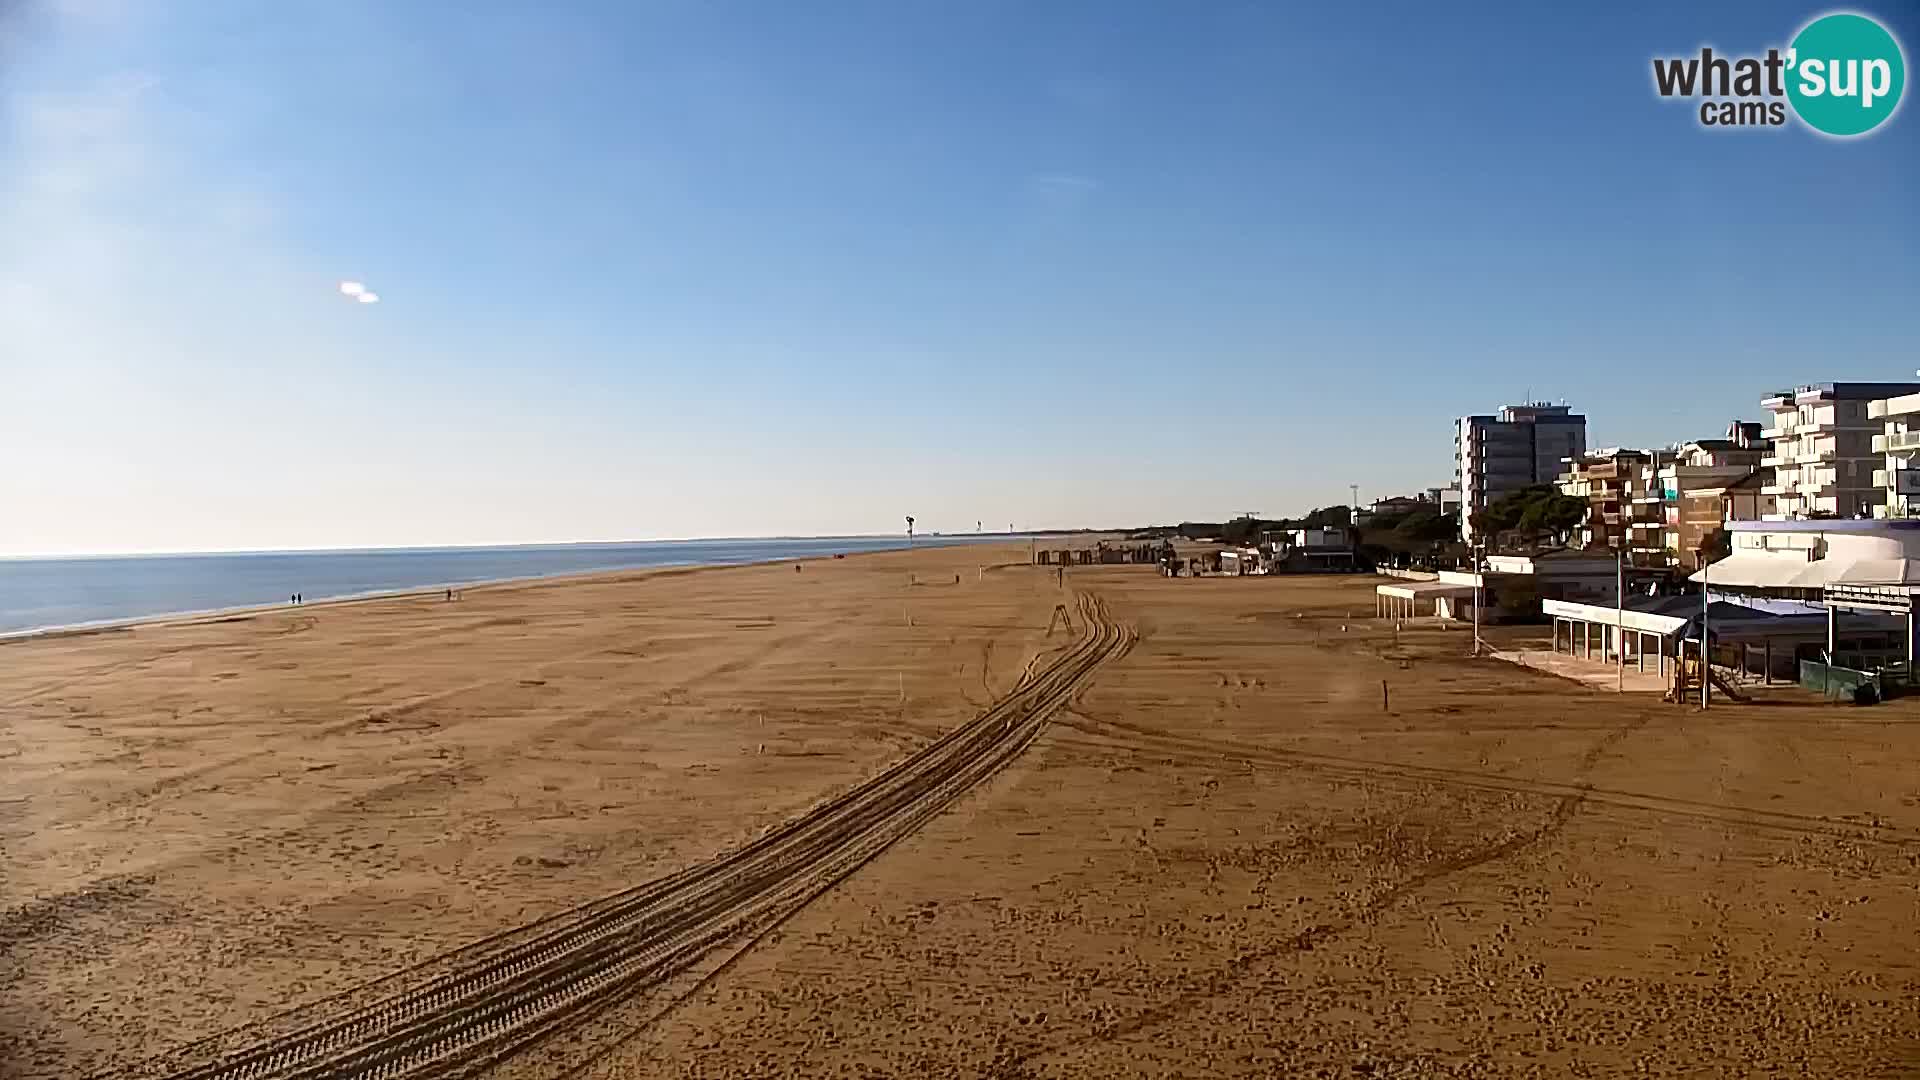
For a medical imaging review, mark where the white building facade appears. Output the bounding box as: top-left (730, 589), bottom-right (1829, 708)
top-left (1760, 383), bottom-right (1920, 520)
top-left (1868, 387), bottom-right (1920, 519)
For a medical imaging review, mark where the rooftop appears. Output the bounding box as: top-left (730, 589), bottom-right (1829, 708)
top-left (1462, 404), bottom-right (1587, 425)
top-left (1762, 382), bottom-right (1920, 405)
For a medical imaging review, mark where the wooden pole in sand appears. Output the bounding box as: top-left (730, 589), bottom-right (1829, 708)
top-left (1381, 680), bottom-right (1389, 713)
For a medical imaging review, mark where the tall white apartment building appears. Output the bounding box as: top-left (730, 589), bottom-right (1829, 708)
top-left (1868, 383), bottom-right (1920, 518)
top-left (1760, 383), bottom-right (1920, 520)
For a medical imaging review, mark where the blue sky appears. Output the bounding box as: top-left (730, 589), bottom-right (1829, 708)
top-left (2, 0), bottom-right (1916, 554)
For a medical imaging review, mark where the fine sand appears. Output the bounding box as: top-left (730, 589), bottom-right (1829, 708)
top-left (3, 546), bottom-right (1918, 1078)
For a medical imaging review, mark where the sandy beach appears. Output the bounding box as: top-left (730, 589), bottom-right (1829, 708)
top-left (4, 545), bottom-right (1918, 1078)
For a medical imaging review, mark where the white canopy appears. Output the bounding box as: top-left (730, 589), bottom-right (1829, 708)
top-left (1692, 555), bottom-right (1920, 588)
top-left (1689, 556), bottom-right (1821, 588)
top-left (1375, 582), bottom-right (1475, 600)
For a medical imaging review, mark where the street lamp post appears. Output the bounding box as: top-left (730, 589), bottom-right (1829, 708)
top-left (1471, 541), bottom-right (1484, 657)
top-left (1616, 547), bottom-right (1625, 693)
top-left (1700, 547), bottom-right (1711, 709)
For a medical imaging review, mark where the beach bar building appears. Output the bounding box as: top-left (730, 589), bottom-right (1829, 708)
top-left (1688, 519), bottom-right (1920, 677)
top-left (1541, 521), bottom-right (1920, 683)
top-left (1374, 580), bottom-right (1476, 619)
top-left (1540, 594), bottom-right (1828, 681)
top-left (1376, 552), bottom-right (1631, 625)
top-left (1425, 552), bottom-right (1622, 622)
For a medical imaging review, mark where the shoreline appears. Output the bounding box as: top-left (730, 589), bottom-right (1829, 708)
top-left (0, 538), bottom-right (1029, 645)
top-left (0, 531), bottom-right (1048, 563)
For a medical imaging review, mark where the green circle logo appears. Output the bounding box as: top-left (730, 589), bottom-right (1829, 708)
top-left (1786, 13), bottom-right (1906, 136)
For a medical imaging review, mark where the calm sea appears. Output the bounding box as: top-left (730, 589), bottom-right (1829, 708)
top-left (0, 536), bottom-right (1010, 636)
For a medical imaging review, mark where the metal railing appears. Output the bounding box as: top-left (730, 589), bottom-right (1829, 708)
top-left (1873, 430), bottom-right (1920, 454)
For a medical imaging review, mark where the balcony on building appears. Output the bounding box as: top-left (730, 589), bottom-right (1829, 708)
top-left (1787, 482), bottom-right (1838, 498)
top-left (1814, 442), bottom-right (1839, 460)
top-left (1871, 500), bottom-right (1920, 520)
top-left (1868, 391), bottom-right (1920, 420)
top-left (1873, 429), bottom-right (1920, 454)
top-left (1872, 467), bottom-right (1920, 493)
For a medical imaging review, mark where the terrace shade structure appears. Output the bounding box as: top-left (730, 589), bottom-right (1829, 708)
top-left (1374, 581), bottom-right (1476, 620)
top-left (1541, 595), bottom-right (1829, 682)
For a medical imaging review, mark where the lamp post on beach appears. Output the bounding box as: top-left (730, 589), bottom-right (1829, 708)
top-left (1700, 546), bottom-right (1711, 709)
top-left (1471, 541), bottom-right (1484, 657)
top-left (1616, 547), bottom-right (1626, 694)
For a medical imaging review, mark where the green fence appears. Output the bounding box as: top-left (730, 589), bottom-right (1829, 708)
top-left (1798, 660), bottom-right (1893, 703)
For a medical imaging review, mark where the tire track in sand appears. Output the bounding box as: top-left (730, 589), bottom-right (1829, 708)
top-left (116, 593), bottom-right (1134, 1080)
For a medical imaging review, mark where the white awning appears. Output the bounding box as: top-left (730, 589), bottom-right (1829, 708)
top-left (1542, 598), bottom-right (1690, 636)
top-left (1689, 555), bottom-right (1823, 588)
top-left (1376, 582), bottom-right (1476, 600)
top-left (1545, 596), bottom-right (1833, 642)
top-left (1691, 555), bottom-right (1920, 588)
top-left (1823, 558), bottom-right (1920, 585)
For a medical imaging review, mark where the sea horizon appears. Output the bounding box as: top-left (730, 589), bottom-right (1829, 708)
top-left (0, 530), bottom-right (1038, 562)
top-left (0, 534), bottom-right (1032, 637)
